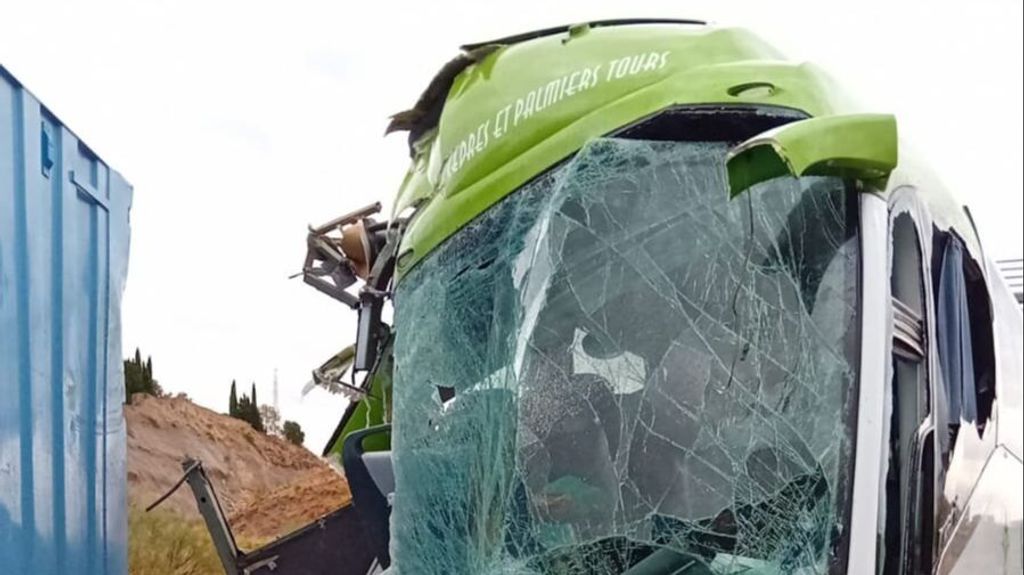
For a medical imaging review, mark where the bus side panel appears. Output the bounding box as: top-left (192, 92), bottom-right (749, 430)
top-left (989, 257), bottom-right (1023, 461)
top-left (938, 446), bottom-right (1023, 574)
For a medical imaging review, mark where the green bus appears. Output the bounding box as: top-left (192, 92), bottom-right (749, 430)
top-left (302, 20), bottom-right (1023, 575)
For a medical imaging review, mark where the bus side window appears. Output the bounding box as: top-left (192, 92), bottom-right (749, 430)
top-left (930, 229), bottom-right (997, 556)
top-left (879, 212), bottom-right (936, 574)
top-left (931, 231), bottom-right (996, 445)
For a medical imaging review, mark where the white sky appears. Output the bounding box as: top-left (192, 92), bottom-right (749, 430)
top-left (1, 0), bottom-right (1021, 452)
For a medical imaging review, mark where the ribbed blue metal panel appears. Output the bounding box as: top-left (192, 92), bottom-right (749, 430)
top-left (1, 64), bottom-right (131, 575)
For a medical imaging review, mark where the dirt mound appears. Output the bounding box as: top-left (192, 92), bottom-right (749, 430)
top-left (126, 393), bottom-right (350, 542)
top-left (229, 465), bottom-right (352, 545)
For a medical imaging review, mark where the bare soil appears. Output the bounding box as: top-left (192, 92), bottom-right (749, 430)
top-left (126, 393), bottom-right (350, 544)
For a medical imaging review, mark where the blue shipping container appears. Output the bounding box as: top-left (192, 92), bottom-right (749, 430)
top-left (1, 64), bottom-right (131, 574)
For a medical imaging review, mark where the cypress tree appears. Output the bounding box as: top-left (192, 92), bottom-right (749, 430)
top-left (123, 357), bottom-right (136, 402)
top-left (250, 383), bottom-right (264, 432)
top-left (229, 381), bottom-right (238, 416)
top-left (239, 394), bottom-right (249, 417)
top-left (124, 349), bottom-right (160, 401)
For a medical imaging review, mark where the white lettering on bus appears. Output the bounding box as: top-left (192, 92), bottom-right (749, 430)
top-left (442, 50), bottom-right (671, 182)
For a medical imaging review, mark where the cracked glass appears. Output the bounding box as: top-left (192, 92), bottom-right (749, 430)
top-left (389, 138), bottom-right (860, 574)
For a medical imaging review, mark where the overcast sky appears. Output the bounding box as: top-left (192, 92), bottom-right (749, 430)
top-left (1, 0), bottom-right (1021, 451)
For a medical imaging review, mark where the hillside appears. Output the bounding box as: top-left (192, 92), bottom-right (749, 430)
top-left (126, 393), bottom-right (350, 544)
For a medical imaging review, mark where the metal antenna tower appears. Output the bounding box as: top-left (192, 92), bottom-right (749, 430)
top-left (273, 368), bottom-right (280, 412)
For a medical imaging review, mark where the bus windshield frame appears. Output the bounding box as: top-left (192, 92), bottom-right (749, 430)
top-left (388, 133), bottom-right (861, 575)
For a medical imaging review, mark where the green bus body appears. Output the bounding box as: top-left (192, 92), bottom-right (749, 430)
top-left (329, 22), bottom-right (983, 456)
top-left (397, 24), bottom-right (865, 279)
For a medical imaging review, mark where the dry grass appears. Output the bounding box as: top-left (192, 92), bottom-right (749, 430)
top-left (128, 506), bottom-right (222, 575)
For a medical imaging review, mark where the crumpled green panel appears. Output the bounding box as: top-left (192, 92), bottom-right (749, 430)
top-left (390, 138), bottom-right (859, 574)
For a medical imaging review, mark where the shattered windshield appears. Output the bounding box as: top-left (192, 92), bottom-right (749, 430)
top-left (390, 138), bottom-right (859, 574)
